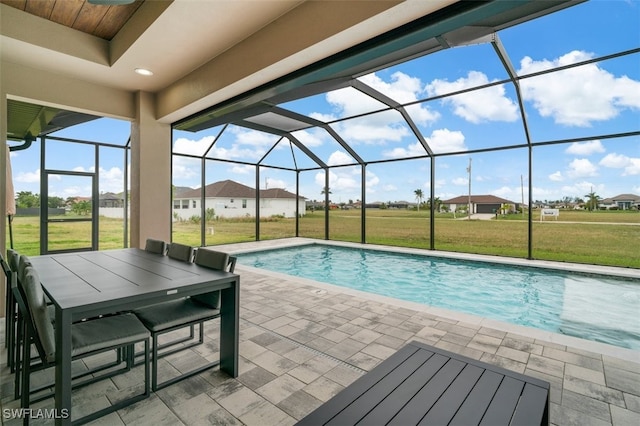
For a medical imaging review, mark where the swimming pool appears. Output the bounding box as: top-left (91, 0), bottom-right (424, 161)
top-left (237, 244), bottom-right (640, 350)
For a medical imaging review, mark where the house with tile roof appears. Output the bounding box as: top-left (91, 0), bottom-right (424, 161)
top-left (599, 194), bottom-right (640, 210)
top-left (173, 180), bottom-right (306, 220)
top-left (441, 195), bottom-right (518, 214)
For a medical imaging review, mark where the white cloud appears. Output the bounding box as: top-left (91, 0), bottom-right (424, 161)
top-left (15, 169), bottom-right (43, 183)
top-left (567, 158), bottom-right (598, 178)
top-left (452, 177), bottom-right (468, 186)
top-left (426, 71), bottom-right (519, 123)
top-left (531, 185), bottom-right (557, 200)
top-left (518, 50), bottom-right (640, 126)
top-left (560, 181), bottom-right (606, 197)
top-left (290, 130), bottom-right (325, 147)
top-left (382, 128), bottom-right (466, 158)
top-left (382, 142), bottom-right (429, 159)
top-left (425, 129), bottom-right (467, 153)
top-left (492, 186), bottom-right (519, 200)
top-left (173, 136), bottom-right (216, 156)
top-left (549, 171), bottom-right (564, 182)
top-left (331, 113), bottom-right (410, 145)
top-left (266, 177), bottom-right (287, 189)
top-left (175, 127), bottom-right (281, 163)
top-left (172, 156), bottom-right (200, 180)
top-left (367, 172), bottom-right (380, 188)
top-left (314, 168), bottom-right (361, 194)
top-left (327, 150), bottom-right (356, 166)
top-left (600, 153), bottom-right (640, 175)
top-left (309, 112), bottom-right (336, 122)
top-left (230, 164), bottom-right (253, 174)
top-left (565, 140), bottom-right (605, 155)
top-left (359, 72), bottom-right (440, 125)
top-left (99, 167), bottom-right (125, 193)
top-left (326, 86), bottom-right (385, 117)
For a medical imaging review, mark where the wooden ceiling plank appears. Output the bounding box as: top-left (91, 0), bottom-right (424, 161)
top-left (49, 0), bottom-right (84, 27)
top-left (72, 2), bottom-right (109, 34)
top-left (25, 0), bottom-right (54, 19)
top-left (94, 2), bottom-right (141, 40)
top-left (1, 0), bottom-right (27, 11)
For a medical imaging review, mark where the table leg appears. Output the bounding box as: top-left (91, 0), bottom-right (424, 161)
top-left (54, 308), bottom-right (72, 426)
top-left (219, 277), bottom-right (239, 377)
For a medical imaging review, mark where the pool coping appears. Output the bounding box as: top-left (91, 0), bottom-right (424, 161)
top-left (217, 237), bottom-right (640, 363)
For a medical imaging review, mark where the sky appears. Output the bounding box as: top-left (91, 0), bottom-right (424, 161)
top-left (8, 0), bottom-right (640, 206)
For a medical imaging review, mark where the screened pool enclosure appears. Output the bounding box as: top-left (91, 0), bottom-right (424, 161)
top-left (170, 1), bottom-right (639, 267)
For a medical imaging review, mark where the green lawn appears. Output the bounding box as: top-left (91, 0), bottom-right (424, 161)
top-left (6, 209), bottom-right (639, 268)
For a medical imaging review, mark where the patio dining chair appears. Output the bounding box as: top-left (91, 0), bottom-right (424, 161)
top-left (144, 238), bottom-right (167, 255)
top-left (140, 239), bottom-right (199, 354)
top-left (167, 241), bottom-right (195, 262)
top-left (15, 266), bottom-right (151, 425)
top-left (12, 257), bottom-right (130, 402)
top-left (4, 250), bottom-right (36, 379)
top-left (2, 250), bottom-right (18, 371)
top-left (133, 247), bottom-right (236, 391)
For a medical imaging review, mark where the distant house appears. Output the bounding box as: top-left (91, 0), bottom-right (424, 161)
top-left (99, 192), bottom-right (124, 208)
top-left (173, 179), bottom-right (306, 220)
top-left (441, 195), bottom-right (517, 214)
top-left (599, 194), bottom-right (640, 210)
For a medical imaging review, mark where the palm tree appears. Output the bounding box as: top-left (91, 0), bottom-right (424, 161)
top-left (414, 189), bottom-right (424, 211)
top-left (585, 190), bottom-right (601, 212)
top-left (433, 196), bottom-right (442, 212)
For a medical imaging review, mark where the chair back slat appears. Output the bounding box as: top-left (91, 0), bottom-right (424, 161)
top-left (22, 267), bottom-right (56, 363)
top-left (145, 239), bottom-right (167, 255)
top-left (167, 243), bottom-right (194, 263)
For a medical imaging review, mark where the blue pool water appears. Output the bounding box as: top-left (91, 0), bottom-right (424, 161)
top-left (237, 244), bottom-right (640, 350)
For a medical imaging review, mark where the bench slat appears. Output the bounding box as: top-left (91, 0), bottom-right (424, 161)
top-left (295, 344), bottom-right (419, 426)
top-left (419, 364), bottom-right (484, 425)
top-left (355, 353), bottom-right (449, 425)
top-left (510, 383), bottom-right (550, 426)
top-left (326, 349), bottom-right (436, 425)
top-left (480, 376), bottom-right (525, 425)
top-left (388, 358), bottom-right (466, 425)
top-left (449, 370), bottom-right (503, 425)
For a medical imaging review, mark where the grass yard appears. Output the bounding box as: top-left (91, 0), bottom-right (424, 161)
top-left (5, 209), bottom-right (639, 268)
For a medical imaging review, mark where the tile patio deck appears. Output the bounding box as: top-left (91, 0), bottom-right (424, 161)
top-left (1, 239), bottom-right (639, 425)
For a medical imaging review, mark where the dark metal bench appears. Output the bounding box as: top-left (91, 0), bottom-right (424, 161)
top-left (297, 340), bottom-right (549, 425)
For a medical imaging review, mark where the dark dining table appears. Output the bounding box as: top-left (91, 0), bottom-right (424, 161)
top-left (28, 248), bottom-right (240, 426)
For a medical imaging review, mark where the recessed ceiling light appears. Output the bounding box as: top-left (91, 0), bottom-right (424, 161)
top-left (135, 68), bottom-right (154, 76)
